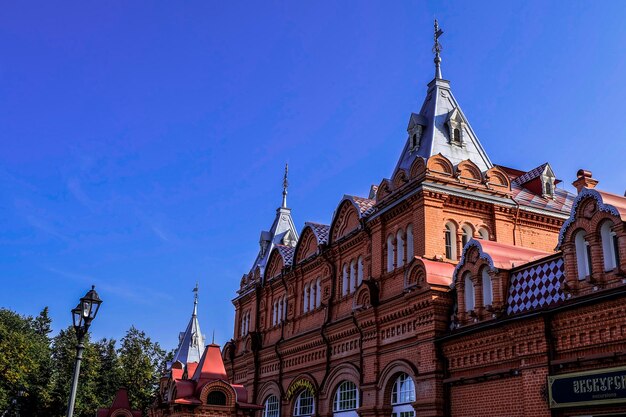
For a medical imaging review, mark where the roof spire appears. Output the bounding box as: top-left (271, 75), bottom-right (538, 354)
top-left (192, 282), bottom-right (198, 316)
top-left (281, 163), bottom-right (289, 208)
top-left (433, 18), bottom-right (444, 79)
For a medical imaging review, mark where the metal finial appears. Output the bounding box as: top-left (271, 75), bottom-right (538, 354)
top-left (212, 329), bottom-right (215, 344)
top-left (282, 163), bottom-right (289, 208)
top-left (433, 19), bottom-right (444, 79)
top-left (192, 282), bottom-right (198, 316)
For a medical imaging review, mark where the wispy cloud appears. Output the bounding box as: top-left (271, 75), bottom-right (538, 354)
top-left (46, 266), bottom-right (173, 305)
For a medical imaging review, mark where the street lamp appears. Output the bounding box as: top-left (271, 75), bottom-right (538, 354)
top-left (66, 285), bottom-right (102, 417)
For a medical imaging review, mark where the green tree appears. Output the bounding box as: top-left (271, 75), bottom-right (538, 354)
top-left (0, 308), bottom-right (52, 415)
top-left (48, 326), bottom-right (101, 417)
top-left (118, 326), bottom-right (165, 413)
top-left (94, 338), bottom-right (121, 407)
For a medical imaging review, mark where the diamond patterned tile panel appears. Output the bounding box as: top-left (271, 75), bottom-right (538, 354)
top-left (506, 257), bottom-right (565, 315)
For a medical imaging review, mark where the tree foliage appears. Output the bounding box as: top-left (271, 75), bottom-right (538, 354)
top-left (0, 307), bottom-right (166, 416)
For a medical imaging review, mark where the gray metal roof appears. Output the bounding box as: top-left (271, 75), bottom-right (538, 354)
top-left (170, 294), bottom-right (205, 366)
top-left (393, 78), bottom-right (493, 178)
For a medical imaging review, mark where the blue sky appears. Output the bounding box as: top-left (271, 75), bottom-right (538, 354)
top-left (2, 1), bottom-right (626, 352)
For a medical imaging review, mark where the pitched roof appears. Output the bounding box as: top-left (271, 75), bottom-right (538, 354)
top-left (511, 184), bottom-right (575, 215)
top-left (349, 195), bottom-right (376, 217)
top-left (306, 222), bottom-right (330, 245)
top-left (192, 343), bottom-right (228, 383)
top-left (414, 257), bottom-right (455, 286)
top-left (511, 163), bottom-right (549, 186)
top-left (275, 244), bottom-right (295, 266)
top-left (170, 295), bottom-right (205, 367)
top-left (393, 78), bottom-right (493, 178)
top-left (96, 388), bottom-right (141, 417)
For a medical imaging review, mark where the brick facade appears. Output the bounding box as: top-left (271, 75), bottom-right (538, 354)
top-left (223, 37), bottom-right (626, 416)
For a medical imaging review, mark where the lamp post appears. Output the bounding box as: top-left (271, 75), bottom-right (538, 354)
top-left (66, 285), bottom-right (102, 417)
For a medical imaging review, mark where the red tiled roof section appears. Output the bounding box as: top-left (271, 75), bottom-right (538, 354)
top-left (350, 195), bottom-right (377, 217)
top-left (511, 184), bottom-right (574, 214)
top-left (306, 222), bottom-right (330, 245)
top-left (416, 257), bottom-right (455, 286)
top-left (511, 163), bottom-right (548, 185)
top-left (597, 190), bottom-right (626, 221)
top-left (96, 388), bottom-right (142, 417)
top-left (192, 343), bottom-right (228, 383)
top-left (480, 240), bottom-right (552, 270)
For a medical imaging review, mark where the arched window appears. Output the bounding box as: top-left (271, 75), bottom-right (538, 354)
top-left (464, 272), bottom-right (475, 312)
top-left (461, 225), bottom-right (472, 249)
top-left (263, 395), bottom-right (280, 417)
top-left (387, 235), bottom-right (395, 272)
top-left (277, 298), bottom-right (283, 324)
top-left (357, 256), bottom-right (363, 286)
top-left (206, 390), bottom-right (227, 405)
top-left (282, 296), bottom-right (287, 320)
top-left (316, 278), bottom-right (322, 308)
top-left (333, 381), bottom-right (358, 413)
top-left (397, 230), bottom-right (405, 267)
top-left (350, 260), bottom-right (356, 293)
top-left (478, 227), bottom-right (489, 240)
top-left (601, 221), bottom-right (619, 271)
top-left (293, 389), bottom-right (314, 417)
top-left (391, 373), bottom-right (415, 417)
top-left (309, 282), bottom-right (316, 312)
top-left (303, 284), bottom-right (310, 313)
top-left (406, 224), bottom-right (414, 260)
top-left (482, 268), bottom-right (493, 307)
top-left (272, 302), bottom-right (278, 326)
top-left (342, 264), bottom-right (349, 296)
top-left (574, 230), bottom-right (591, 279)
top-left (544, 180), bottom-right (553, 197)
top-left (453, 128), bottom-right (461, 143)
top-left (445, 223), bottom-right (457, 260)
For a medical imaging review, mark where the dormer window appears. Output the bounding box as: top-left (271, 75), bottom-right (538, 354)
top-left (407, 113), bottom-right (426, 151)
top-left (446, 108), bottom-right (465, 146)
top-left (543, 176), bottom-right (555, 198)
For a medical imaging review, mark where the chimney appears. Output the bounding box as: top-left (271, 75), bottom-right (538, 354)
top-left (572, 169), bottom-right (598, 194)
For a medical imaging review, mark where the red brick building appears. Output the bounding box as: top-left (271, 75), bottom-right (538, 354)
top-left (224, 22), bottom-right (626, 417)
top-left (149, 292), bottom-right (261, 417)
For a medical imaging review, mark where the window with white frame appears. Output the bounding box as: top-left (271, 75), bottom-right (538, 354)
top-left (600, 221), bottom-right (619, 271)
top-left (481, 268), bottom-right (493, 307)
top-left (464, 272), bottom-right (475, 312)
top-left (293, 389), bottom-right (314, 417)
top-left (342, 264), bottom-right (349, 296)
top-left (333, 381), bottom-right (358, 413)
top-left (406, 224), bottom-right (414, 260)
top-left (350, 260), bottom-right (356, 293)
top-left (461, 225), bottom-right (472, 249)
top-left (357, 256), bottom-right (363, 286)
top-left (391, 373), bottom-right (415, 417)
top-left (387, 234), bottom-right (395, 272)
top-left (445, 223), bottom-right (457, 260)
top-left (478, 227), bottom-right (489, 240)
top-left (263, 395), bottom-right (280, 417)
top-left (303, 284), bottom-right (310, 313)
top-left (574, 229), bottom-right (591, 279)
top-left (396, 229), bottom-right (405, 267)
top-left (316, 278), bottom-right (321, 308)
top-left (309, 282), bottom-right (316, 312)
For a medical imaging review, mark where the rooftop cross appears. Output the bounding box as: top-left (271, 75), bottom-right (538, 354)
top-left (433, 19), bottom-right (444, 79)
top-left (282, 163), bottom-right (289, 208)
top-left (192, 282), bottom-right (199, 316)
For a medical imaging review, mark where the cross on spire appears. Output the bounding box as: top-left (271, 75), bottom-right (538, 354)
top-left (433, 19), bottom-right (444, 79)
top-left (192, 282), bottom-right (199, 316)
top-left (282, 163), bottom-right (289, 208)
